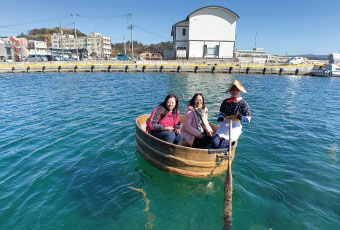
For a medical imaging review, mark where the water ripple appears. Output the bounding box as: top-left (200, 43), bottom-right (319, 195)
top-left (0, 73), bottom-right (339, 229)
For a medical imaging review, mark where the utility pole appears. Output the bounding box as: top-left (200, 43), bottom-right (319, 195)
top-left (124, 35), bottom-right (126, 54)
top-left (131, 24), bottom-right (133, 59)
top-left (127, 13), bottom-right (133, 59)
top-left (71, 13), bottom-right (79, 59)
top-left (60, 21), bottom-right (64, 61)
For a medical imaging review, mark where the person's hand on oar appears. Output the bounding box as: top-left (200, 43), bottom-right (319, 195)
top-left (217, 114), bottom-right (239, 122)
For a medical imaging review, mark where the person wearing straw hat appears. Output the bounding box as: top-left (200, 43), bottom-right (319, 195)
top-left (211, 80), bottom-right (251, 149)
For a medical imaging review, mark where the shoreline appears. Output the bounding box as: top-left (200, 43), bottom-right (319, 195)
top-left (0, 60), bottom-right (318, 75)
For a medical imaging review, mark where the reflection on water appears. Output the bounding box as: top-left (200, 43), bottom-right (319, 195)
top-left (0, 73), bottom-right (339, 230)
top-left (328, 142), bottom-right (339, 163)
top-left (129, 186), bottom-right (154, 230)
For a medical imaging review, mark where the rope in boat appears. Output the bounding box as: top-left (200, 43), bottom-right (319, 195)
top-left (207, 155), bottom-right (224, 177)
top-left (129, 187), bottom-right (154, 229)
top-left (207, 150), bottom-right (231, 177)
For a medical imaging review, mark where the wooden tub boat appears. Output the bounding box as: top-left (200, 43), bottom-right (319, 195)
top-left (135, 114), bottom-right (237, 178)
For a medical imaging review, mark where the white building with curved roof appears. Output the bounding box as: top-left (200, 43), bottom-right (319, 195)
top-left (171, 6), bottom-right (239, 59)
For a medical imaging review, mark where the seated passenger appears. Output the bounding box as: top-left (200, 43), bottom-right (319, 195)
top-left (212, 80), bottom-right (251, 149)
top-left (181, 93), bottom-right (213, 148)
top-left (146, 94), bottom-right (183, 145)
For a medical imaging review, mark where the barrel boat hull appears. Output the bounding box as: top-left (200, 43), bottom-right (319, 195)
top-left (135, 114), bottom-right (237, 178)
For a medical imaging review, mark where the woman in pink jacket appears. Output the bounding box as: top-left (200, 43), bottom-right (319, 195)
top-left (181, 93), bottom-right (213, 148)
top-left (146, 94), bottom-right (183, 144)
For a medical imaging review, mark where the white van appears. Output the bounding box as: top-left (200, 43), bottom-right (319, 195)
top-left (286, 57), bottom-right (304, 65)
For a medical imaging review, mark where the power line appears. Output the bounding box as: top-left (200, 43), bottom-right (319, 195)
top-left (1, 15), bottom-right (70, 27)
top-left (0, 30), bottom-right (24, 33)
top-left (136, 38), bottom-right (171, 40)
top-left (0, 25), bottom-right (22, 29)
top-left (133, 24), bottom-right (168, 39)
top-left (78, 14), bottom-right (130, 19)
top-left (61, 23), bottom-right (74, 28)
top-left (75, 24), bottom-right (92, 34)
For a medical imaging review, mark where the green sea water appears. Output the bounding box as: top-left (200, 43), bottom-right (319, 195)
top-left (0, 72), bottom-right (339, 230)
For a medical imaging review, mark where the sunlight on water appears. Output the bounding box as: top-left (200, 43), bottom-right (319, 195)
top-left (0, 72), bottom-right (339, 230)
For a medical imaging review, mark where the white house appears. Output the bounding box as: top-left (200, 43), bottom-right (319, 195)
top-left (171, 6), bottom-right (239, 59)
top-left (27, 40), bottom-right (48, 55)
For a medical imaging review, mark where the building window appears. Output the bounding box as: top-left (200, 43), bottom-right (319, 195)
top-left (182, 28), bottom-right (186, 36)
top-left (6, 48), bottom-right (11, 55)
top-left (203, 45), bottom-right (219, 56)
top-left (207, 47), bottom-right (215, 55)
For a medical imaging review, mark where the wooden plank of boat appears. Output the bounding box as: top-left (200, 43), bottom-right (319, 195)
top-left (135, 114), bottom-right (237, 178)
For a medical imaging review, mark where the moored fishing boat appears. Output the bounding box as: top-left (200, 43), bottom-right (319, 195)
top-left (311, 64), bottom-right (340, 77)
top-left (135, 114), bottom-right (237, 178)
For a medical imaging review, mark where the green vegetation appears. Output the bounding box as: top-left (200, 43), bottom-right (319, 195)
top-left (18, 27), bottom-right (173, 57)
top-left (18, 27), bottom-right (86, 46)
top-left (112, 41), bottom-right (172, 57)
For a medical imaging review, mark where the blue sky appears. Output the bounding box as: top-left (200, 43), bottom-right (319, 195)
top-left (1, 0), bottom-right (339, 55)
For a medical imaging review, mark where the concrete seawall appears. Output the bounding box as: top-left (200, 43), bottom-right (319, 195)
top-left (0, 62), bottom-right (315, 75)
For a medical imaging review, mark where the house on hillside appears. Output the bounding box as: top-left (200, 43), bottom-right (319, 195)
top-left (139, 46), bottom-right (163, 60)
top-left (171, 6), bottom-right (239, 59)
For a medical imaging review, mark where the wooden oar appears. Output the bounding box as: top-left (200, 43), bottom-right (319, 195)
top-left (223, 119), bottom-right (233, 230)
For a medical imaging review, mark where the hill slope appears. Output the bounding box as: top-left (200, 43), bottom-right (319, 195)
top-left (18, 27), bottom-right (86, 46)
top-left (18, 27), bottom-right (173, 56)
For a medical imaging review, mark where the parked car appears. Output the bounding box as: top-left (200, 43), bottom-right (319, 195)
top-left (116, 54), bottom-right (131, 60)
top-left (43, 55), bottom-right (54, 61)
top-left (53, 55), bottom-right (69, 61)
top-left (69, 56), bottom-right (79, 61)
top-left (26, 55), bottom-right (48, 62)
top-left (285, 57), bottom-right (304, 65)
top-left (52, 55), bottom-right (61, 61)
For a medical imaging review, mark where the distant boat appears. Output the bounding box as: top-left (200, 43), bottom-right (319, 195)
top-left (311, 64), bottom-right (340, 77)
top-left (135, 114), bottom-right (237, 178)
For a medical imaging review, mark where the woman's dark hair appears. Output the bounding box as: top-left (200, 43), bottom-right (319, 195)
top-left (189, 93), bottom-right (206, 109)
top-left (158, 94), bottom-right (179, 120)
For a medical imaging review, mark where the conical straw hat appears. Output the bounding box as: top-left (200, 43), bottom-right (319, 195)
top-left (227, 80), bottom-right (247, 93)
